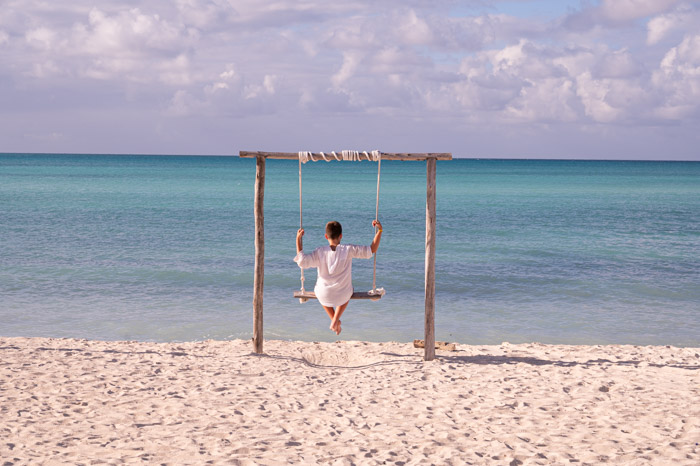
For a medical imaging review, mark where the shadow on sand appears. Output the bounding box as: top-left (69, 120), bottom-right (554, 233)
top-left (2, 344), bottom-right (697, 371)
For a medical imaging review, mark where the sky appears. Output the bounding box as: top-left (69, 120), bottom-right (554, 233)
top-left (1, 0), bottom-right (699, 160)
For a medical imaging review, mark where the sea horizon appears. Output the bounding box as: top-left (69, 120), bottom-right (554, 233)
top-left (3, 151), bottom-right (700, 163)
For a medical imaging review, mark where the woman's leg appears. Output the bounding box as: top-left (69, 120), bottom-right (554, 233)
top-left (322, 305), bottom-right (335, 321)
top-left (322, 305), bottom-right (341, 334)
top-left (330, 302), bottom-right (349, 335)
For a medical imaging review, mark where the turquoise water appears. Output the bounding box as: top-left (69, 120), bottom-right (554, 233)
top-left (1, 154), bottom-right (698, 346)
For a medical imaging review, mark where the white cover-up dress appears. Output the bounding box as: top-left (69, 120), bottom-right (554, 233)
top-left (294, 244), bottom-right (373, 307)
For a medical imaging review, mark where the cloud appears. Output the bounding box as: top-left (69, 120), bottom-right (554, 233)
top-left (70, 8), bottom-right (198, 81)
top-left (593, 49), bottom-right (641, 79)
top-left (563, 0), bottom-right (682, 31)
top-left (331, 51), bottom-right (364, 89)
top-left (167, 89), bottom-right (201, 117)
top-left (648, 12), bottom-right (678, 45)
top-left (173, 0), bottom-right (233, 29)
top-left (167, 64), bottom-right (280, 118)
top-left (599, 0), bottom-right (681, 23)
top-left (79, 8), bottom-right (188, 54)
top-left (396, 9), bottom-right (433, 46)
top-left (444, 38), bottom-right (673, 125)
top-left (575, 71), bottom-right (622, 123)
top-left (2, 0), bottom-right (700, 159)
top-left (25, 27), bottom-right (57, 50)
top-left (652, 34), bottom-right (700, 119)
top-left (647, 3), bottom-right (700, 45)
top-left (244, 74), bottom-right (277, 99)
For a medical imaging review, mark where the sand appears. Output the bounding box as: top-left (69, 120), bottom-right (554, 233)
top-left (1, 337), bottom-right (698, 465)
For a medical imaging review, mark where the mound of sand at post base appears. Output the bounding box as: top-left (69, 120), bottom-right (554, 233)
top-left (1, 337), bottom-right (699, 464)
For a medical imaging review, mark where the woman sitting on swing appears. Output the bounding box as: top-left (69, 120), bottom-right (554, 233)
top-left (295, 220), bottom-right (383, 335)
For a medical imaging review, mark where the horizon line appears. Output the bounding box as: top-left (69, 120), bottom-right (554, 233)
top-left (1, 152), bottom-right (698, 163)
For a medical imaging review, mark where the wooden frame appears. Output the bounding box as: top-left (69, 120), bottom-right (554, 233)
top-left (239, 150), bottom-right (452, 361)
top-left (240, 151), bottom-right (452, 161)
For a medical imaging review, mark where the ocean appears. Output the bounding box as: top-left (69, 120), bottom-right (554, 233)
top-left (1, 154), bottom-right (698, 346)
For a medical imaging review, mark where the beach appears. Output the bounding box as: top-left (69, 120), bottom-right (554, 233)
top-left (1, 337), bottom-right (698, 464)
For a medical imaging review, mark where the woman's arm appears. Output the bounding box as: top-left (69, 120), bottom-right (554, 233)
top-left (296, 228), bottom-right (304, 253)
top-left (370, 220), bottom-right (382, 254)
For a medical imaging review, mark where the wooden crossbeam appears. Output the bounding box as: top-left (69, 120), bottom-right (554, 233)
top-left (239, 151), bottom-right (452, 161)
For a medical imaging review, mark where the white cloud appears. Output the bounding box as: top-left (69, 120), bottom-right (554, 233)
top-left (157, 54), bottom-right (192, 86)
top-left (331, 51), bottom-right (364, 89)
top-left (26, 27), bottom-right (57, 50)
top-left (243, 75), bottom-right (276, 99)
top-left (396, 9), bottom-right (433, 46)
top-left (599, 0), bottom-right (681, 22)
top-left (169, 64), bottom-right (279, 117)
top-left (648, 12), bottom-right (678, 45)
top-left (28, 60), bottom-right (62, 79)
top-left (327, 21), bottom-right (378, 50)
top-left (576, 71), bottom-right (622, 123)
top-left (652, 34), bottom-right (700, 119)
top-left (563, 0), bottom-right (684, 32)
top-left (174, 0), bottom-right (233, 29)
top-left (263, 75), bottom-right (276, 94)
top-left (370, 46), bottom-right (431, 74)
top-left (446, 39), bottom-right (665, 125)
top-left (646, 3), bottom-right (699, 45)
top-left (507, 77), bottom-right (579, 123)
top-left (593, 49), bottom-right (640, 79)
top-left (21, 7), bottom-right (195, 85)
top-left (73, 8), bottom-right (194, 58)
top-left (424, 14), bottom-right (502, 51)
top-left (2, 0), bottom-right (700, 159)
top-left (167, 89), bottom-right (200, 117)
top-left (204, 64), bottom-right (240, 94)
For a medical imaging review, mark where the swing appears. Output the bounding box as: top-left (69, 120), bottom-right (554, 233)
top-left (294, 150), bottom-right (386, 303)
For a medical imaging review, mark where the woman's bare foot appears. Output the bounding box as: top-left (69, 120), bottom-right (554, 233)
top-left (330, 319), bottom-right (341, 335)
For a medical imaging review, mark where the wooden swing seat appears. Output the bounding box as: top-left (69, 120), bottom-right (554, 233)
top-left (294, 289), bottom-right (385, 301)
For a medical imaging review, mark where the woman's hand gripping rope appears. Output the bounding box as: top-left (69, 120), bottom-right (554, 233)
top-left (296, 228), bottom-right (305, 254)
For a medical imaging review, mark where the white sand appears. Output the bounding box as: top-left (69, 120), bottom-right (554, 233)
top-left (1, 337), bottom-right (698, 465)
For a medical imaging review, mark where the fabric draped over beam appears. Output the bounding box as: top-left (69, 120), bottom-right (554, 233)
top-left (298, 150), bottom-right (382, 163)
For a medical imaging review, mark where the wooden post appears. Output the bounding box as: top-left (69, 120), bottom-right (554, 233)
top-left (424, 158), bottom-right (436, 361)
top-left (253, 155), bottom-right (265, 353)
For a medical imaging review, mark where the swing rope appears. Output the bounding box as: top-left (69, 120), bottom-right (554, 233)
top-left (299, 156), bottom-right (305, 294)
top-left (297, 150), bottom-right (382, 296)
top-left (372, 154), bottom-right (381, 293)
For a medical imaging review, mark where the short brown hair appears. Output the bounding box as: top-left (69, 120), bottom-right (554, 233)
top-left (325, 221), bottom-right (342, 240)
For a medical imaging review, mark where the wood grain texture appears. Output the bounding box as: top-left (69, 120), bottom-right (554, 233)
top-left (239, 151), bottom-right (452, 161)
top-left (424, 158), bottom-right (436, 361)
top-left (293, 290), bottom-right (384, 301)
top-left (253, 155), bottom-right (265, 354)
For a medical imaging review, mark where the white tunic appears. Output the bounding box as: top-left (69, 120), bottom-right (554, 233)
top-left (294, 244), bottom-right (373, 307)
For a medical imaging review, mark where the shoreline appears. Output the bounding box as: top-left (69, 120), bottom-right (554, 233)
top-left (2, 337), bottom-right (698, 464)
